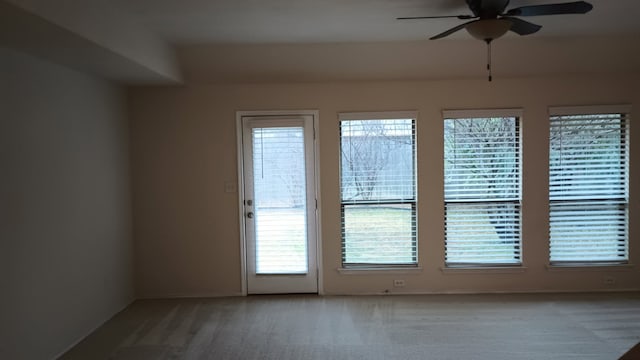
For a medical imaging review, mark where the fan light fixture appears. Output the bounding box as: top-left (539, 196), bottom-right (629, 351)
top-left (396, 1), bottom-right (594, 81)
top-left (465, 19), bottom-right (512, 81)
top-left (465, 19), bottom-right (511, 41)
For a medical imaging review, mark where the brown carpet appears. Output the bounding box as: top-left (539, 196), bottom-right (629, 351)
top-left (61, 292), bottom-right (640, 360)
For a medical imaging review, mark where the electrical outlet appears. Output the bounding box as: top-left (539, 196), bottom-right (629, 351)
top-left (393, 279), bottom-right (405, 288)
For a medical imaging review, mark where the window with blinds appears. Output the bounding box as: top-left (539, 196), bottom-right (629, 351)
top-left (549, 106), bottom-right (630, 264)
top-left (252, 126), bottom-right (308, 274)
top-left (340, 112), bottom-right (417, 267)
top-left (443, 110), bottom-right (522, 266)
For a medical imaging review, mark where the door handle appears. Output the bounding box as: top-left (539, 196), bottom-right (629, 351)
top-left (247, 212), bottom-right (254, 219)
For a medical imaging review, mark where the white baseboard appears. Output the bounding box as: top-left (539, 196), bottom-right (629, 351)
top-left (136, 291), bottom-right (244, 299)
top-left (321, 288), bottom-right (640, 296)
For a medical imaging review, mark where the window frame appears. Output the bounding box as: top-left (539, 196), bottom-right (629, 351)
top-left (443, 109), bottom-right (523, 268)
top-left (339, 111), bottom-right (418, 269)
top-left (548, 105), bottom-right (631, 266)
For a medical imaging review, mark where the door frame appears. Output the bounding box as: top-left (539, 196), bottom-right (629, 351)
top-left (236, 110), bottom-right (323, 296)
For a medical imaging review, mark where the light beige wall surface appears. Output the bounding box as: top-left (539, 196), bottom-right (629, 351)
top-left (130, 75), bottom-right (640, 298)
top-left (0, 47), bottom-right (133, 360)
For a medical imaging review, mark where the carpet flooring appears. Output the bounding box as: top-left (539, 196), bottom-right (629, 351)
top-left (60, 292), bottom-right (640, 360)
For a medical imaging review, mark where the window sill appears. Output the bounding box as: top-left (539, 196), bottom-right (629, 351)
top-left (546, 263), bottom-right (635, 272)
top-left (337, 266), bottom-right (423, 275)
top-left (440, 266), bottom-right (527, 275)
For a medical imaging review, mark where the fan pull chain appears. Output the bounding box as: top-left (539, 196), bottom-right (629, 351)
top-left (486, 39), bottom-right (492, 82)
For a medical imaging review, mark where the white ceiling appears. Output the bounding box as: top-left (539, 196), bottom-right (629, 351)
top-left (3, 0), bottom-right (640, 84)
top-left (106, 0), bottom-right (640, 44)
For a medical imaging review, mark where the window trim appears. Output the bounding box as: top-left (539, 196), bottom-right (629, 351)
top-left (339, 111), bottom-right (418, 269)
top-left (337, 266), bottom-right (424, 275)
top-left (443, 108), bottom-right (523, 119)
top-left (339, 111), bottom-right (419, 121)
top-left (443, 108), bottom-right (524, 268)
top-left (546, 263), bottom-right (634, 272)
top-left (549, 105), bottom-right (632, 117)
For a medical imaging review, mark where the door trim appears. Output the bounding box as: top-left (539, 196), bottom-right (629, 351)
top-left (236, 110), bottom-right (322, 295)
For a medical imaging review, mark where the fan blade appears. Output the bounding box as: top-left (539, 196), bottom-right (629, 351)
top-left (504, 17), bottom-right (542, 35)
top-left (505, 1), bottom-right (593, 17)
top-left (430, 20), bottom-right (477, 40)
top-left (397, 15), bottom-right (475, 20)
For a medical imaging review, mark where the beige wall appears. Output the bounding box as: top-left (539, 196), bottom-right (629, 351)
top-left (130, 75), bottom-right (640, 298)
top-left (0, 48), bottom-right (133, 359)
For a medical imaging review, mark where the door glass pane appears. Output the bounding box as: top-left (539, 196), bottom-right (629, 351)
top-left (252, 127), bottom-right (307, 274)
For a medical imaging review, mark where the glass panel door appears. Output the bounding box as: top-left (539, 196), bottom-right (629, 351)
top-left (241, 114), bottom-right (317, 294)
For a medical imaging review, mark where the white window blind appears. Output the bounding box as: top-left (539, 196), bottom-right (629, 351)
top-left (443, 110), bottom-right (522, 266)
top-left (340, 113), bottom-right (417, 267)
top-left (252, 126), bottom-right (308, 274)
top-left (549, 106), bottom-right (630, 264)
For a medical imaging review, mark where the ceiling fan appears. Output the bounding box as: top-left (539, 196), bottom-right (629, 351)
top-left (397, 0), bottom-right (594, 80)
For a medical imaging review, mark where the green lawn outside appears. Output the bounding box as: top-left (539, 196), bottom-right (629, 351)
top-left (342, 205), bottom-right (416, 264)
